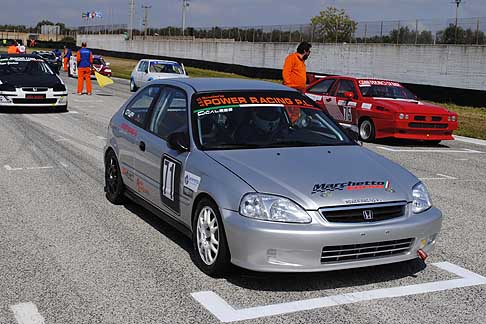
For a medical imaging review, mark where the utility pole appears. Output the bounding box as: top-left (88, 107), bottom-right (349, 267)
top-left (141, 4), bottom-right (151, 39)
top-left (454, 0), bottom-right (462, 44)
top-left (129, 0), bottom-right (135, 40)
top-left (181, 0), bottom-right (190, 36)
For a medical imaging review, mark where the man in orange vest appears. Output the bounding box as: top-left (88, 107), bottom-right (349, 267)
top-left (7, 41), bottom-right (20, 54)
top-left (76, 42), bottom-right (93, 95)
top-left (282, 41), bottom-right (312, 93)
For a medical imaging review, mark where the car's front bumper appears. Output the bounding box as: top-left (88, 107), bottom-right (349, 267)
top-left (0, 90), bottom-right (68, 107)
top-left (374, 118), bottom-right (458, 141)
top-left (223, 207), bottom-right (442, 272)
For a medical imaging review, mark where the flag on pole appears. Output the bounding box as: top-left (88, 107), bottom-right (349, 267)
top-left (95, 71), bottom-right (114, 88)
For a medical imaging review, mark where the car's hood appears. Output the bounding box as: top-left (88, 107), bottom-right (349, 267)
top-left (205, 146), bottom-right (418, 210)
top-left (371, 98), bottom-right (451, 114)
top-left (0, 73), bottom-right (61, 88)
top-left (149, 73), bottom-right (188, 79)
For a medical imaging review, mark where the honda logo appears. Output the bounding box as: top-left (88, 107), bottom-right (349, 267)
top-left (363, 210), bottom-right (374, 220)
top-left (32, 88), bottom-right (38, 92)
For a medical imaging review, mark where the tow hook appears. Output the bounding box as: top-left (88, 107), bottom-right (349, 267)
top-left (417, 249), bottom-right (428, 261)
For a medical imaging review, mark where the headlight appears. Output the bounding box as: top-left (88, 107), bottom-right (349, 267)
top-left (239, 193), bottom-right (312, 223)
top-left (412, 182), bottom-right (432, 213)
top-left (0, 84), bottom-right (16, 92)
top-left (452, 115), bottom-right (457, 122)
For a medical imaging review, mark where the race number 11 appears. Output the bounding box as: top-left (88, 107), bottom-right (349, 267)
top-left (162, 159), bottom-right (176, 201)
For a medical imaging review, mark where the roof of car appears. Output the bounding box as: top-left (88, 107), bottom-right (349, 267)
top-left (0, 54), bottom-right (42, 58)
top-left (161, 77), bottom-right (294, 92)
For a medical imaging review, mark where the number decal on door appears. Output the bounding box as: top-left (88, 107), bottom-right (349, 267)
top-left (162, 159), bottom-right (175, 200)
top-left (161, 154), bottom-right (182, 214)
top-left (342, 106), bottom-right (352, 122)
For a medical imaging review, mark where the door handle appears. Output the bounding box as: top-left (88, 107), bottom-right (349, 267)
top-left (139, 141), bottom-right (146, 152)
top-left (325, 98), bottom-right (332, 102)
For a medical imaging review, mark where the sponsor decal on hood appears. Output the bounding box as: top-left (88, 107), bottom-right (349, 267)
top-left (312, 180), bottom-right (392, 194)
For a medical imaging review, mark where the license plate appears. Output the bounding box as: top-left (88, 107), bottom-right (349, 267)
top-left (26, 94), bottom-right (46, 99)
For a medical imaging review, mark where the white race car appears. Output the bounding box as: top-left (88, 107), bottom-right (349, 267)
top-left (130, 59), bottom-right (188, 92)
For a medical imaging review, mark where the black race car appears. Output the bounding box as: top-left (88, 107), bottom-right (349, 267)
top-left (32, 50), bottom-right (62, 73)
top-left (0, 54), bottom-right (68, 111)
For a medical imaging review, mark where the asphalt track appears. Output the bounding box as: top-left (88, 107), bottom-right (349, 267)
top-left (0, 73), bottom-right (485, 324)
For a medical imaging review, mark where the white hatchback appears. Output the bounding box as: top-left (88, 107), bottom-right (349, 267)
top-left (130, 59), bottom-right (188, 92)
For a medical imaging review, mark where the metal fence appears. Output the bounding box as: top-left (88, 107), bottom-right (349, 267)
top-left (77, 17), bottom-right (486, 45)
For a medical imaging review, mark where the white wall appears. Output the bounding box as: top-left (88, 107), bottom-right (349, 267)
top-left (78, 34), bottom-right (486, 91)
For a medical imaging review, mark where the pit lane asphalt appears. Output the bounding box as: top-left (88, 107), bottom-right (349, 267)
top-left (0, 73), bottom-right (485, 324)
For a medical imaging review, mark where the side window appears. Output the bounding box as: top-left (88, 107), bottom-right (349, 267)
top-left (124, 86), bottom-right (161, 127)
top-left (335, 80), bottom-right (358, 98)
top-left (307, 79), bottom-right (336, 94)
top-left (137, 61), bottom-right (147, 72)
top-left (149, 87), bottom-right (188, 140)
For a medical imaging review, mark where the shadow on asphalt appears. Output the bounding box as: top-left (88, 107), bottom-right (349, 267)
top-left (0, 106), bottom-right (68, 114)
top-left (123, 199), bottom-right (426, 292)
top-left (372, 138), bottom-right (450, 148)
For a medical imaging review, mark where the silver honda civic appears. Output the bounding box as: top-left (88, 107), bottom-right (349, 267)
top-left (104, 78), bottom-right (442, 277)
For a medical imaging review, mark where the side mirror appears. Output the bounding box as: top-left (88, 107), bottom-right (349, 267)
top-left (167, 132), bottom-right (190, 152)
top-left (343, 91), bottom-right (354, 100)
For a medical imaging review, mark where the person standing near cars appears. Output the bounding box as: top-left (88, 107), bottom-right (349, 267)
top-left (76, 42), bottom-right (93, 95)
top-left (63, 46), bottom-right (72, 72)
top-left (7, 41), bottom-right (20, 54)
top-left (282, 41), bottom-right (312, 93)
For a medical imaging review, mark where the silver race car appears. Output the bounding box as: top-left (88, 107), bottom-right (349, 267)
top-left (104, 78), bottom-right (442, 276)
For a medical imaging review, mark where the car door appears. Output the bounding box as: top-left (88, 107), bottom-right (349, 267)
top-left (118, 85), bottom-right (161, 191)
top-left (306, 78), bottom-right (336, 108)
top-left (135, 61), bottom-right (147, 86)
top-left (133, 85), bottom-right (190, 217)
top-left (326, 79), bottom-right (359, 126)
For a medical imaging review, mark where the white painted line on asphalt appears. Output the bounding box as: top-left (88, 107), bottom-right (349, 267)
top-left (436, 173), bottom-right (457, 179)
top-left (97, 136), bottom-right (107, 140)
top-left (192, 262), bottom-right (486, 323)
top-left (454, 135), bottom-right (486, 146)
top-left (67, 111), bottom-right (79, 114)
top-left (4, 165), bottom-right (53, 171)
top-left (10, 302), bottom-right (46, 324)
top-left (55, 137), bottom-right (70, 142)
top-left (455, 158), bottom-right (469, 161)
top-left (377, 146), bottom-right (483, 153)
top-left (59, 162), bottom-right (68, 168)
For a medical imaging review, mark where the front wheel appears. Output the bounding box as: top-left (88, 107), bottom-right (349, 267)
top-left (192, 198), bottom-right (231, 277)
top-left (130, 79), bottom-right (138, 92)
top-left (105, 150), bottom-right (125, 204)
top-left (359, 118), bottom-right (376, 142)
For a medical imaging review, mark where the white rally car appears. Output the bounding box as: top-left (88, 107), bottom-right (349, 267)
top-left (130, 59), bottom-right (188, 92)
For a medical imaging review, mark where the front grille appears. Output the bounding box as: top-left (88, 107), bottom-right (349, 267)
top-left (432, 116), bottom-right (442, 121)
top-left (22, 87), bottom-right (48, 92)
top-left (12, 98), bottom-right (57, 104)
top-left (321, 238), bottom-right (414, 263)
top-left (414, 116), bottom-right (426, 121)
top-left (320, 202), bottom-right (406, 223)
top-left (408, 122), bottom-right (448, 129)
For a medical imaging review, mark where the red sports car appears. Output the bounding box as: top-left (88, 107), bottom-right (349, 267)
top-left (305, 76), bottom-right (458, 144)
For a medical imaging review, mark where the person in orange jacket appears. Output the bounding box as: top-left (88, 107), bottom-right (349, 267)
top-left (7, 41), bottom-right (20, 54)
top-left (282, 41), bottom-right (312, 123)
top-left (282, 41), bottom-right (312, 93)
top-left (76, 42), bottom-right (93, 95)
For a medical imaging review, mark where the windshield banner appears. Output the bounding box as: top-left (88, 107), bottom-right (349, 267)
top-left (358, 80), bottom-right (402, 87)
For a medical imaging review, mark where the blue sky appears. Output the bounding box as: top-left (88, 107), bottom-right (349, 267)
top-left (1, 0), bottom-right (485, 28)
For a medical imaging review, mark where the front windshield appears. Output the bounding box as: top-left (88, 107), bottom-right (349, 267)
top-left (358, 80), bottom-right (417, 99)
top-left (93, 57), bottom-right (105, 65)
top-left (39, 53), bottom-right (56, 60)
top-left (192, 91), bottom-right (353, 150)
top-left (149, 61), bottom-right (184, 74)
top-left (0, 58), bottom-right (54, 75)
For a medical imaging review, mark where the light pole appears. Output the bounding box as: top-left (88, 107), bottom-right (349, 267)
top-left (181, 0), bottom-right (190, 36)
top-left (454, 0), bottom-right (462, 44)
top-left (142, 4), bottom-right (152, 39)
top-left (129, 0), bottom-right (135, 39)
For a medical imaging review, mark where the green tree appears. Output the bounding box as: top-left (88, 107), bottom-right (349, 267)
top-left (310, 6), bottom-right (357, 43)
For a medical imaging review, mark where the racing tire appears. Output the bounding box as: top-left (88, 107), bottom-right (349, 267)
top-left (130, 79), bottom-right (138, 92)
top-left (359, 118), bottom-right (376, 142)
top-left (105, 150), bottom-right (125, 205)
top-left (56, 105), bottom-right (68, 113)
top-left (192, 198), bottom-right (231, 277)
